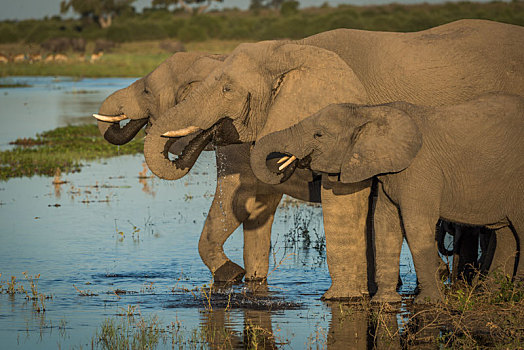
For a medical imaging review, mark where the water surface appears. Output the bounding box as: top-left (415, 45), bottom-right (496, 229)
top-left (0, 77), bottom-right (418, 349)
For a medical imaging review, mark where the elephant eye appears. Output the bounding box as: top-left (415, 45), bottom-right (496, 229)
top-left (144, 87), bottom-right (150, 94)
top-left (222, 85), bottom-right (232, 93)
top-left (314, 132), bottom-right (323, 139)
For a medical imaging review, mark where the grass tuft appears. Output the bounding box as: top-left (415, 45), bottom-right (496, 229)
top-left (0, 124), bottom-right (144, 181)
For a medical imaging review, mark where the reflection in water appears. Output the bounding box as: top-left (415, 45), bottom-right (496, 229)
top-left (52, 167), bottom-right (68, 198)
top-left (138, 162), bottom-right (156, 197)
top-left (195, 299), bottom-right (448, 350)
top-left (327, 302), bottom-right (401, 349)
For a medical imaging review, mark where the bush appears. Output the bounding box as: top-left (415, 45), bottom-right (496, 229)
top-left (0, 23), bottom-right (19, 43)
top-left (281, 1), bottom-right (300, 17)
top-left (188, 15), bottom-right (224, 39)
top-left (106, 21), bottom-right (169, 42)
top-left (177, 23), bottom-right (208, 42)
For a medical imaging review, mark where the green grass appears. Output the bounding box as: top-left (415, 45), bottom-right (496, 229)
top-left (0, 124), bottom-right (144, 181)
top-left (0, 40), bottom-right (244, 78)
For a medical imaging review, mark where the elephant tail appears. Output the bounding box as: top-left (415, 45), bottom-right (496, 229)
top-left (436, 220), bottom-right (454, 257)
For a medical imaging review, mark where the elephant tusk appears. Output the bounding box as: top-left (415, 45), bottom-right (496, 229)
top-left (93, 113), bottom-right (128, 123)
top-left (278, 155), bottom-right (296, 171)
top-left (162, 126), bottom-right (201, 138)
top-left (277, 156), bottom-right (290, 164)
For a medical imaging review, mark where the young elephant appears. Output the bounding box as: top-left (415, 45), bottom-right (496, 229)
top-left (251, 94), bottom-right (524, 303)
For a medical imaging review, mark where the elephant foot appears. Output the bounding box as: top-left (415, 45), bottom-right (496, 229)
top-left (371, 291), bottom-right (402, 305)
top-left (321, 284), bottom-right (367, 301)
top-left (213, 260), bottom-right (245, 284)
top-left (413, 290), bottom-right (441, 305)
top-left (244, 276), bottom-right (267, 283)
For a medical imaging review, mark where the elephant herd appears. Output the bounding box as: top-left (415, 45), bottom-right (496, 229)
top-left (94, 19), bottom-right (524, 304)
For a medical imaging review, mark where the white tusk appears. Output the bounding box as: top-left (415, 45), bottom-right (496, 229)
top-left (93, 113), bottom-right (128, 123)
top-left (278, 155), bottom-right (296, 171)
top-left (162, 126), bottom-right (201, 138)
top-left (277, 156), bottom-right (289, 164)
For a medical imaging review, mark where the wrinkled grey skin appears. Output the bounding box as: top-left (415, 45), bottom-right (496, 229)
top-left (144, 19), bottom-right (524, 300)
top-left (96, 51), bottom-right (321, 283)
top-left (251, 94), bottom-right (524, 303)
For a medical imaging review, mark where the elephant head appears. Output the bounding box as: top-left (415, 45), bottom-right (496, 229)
top-left (144, 41), bottom-right (368, 180)
top-left (250, 103), bottom-right (423, 184)
top-left (94, 52), bottom-right (224, 178)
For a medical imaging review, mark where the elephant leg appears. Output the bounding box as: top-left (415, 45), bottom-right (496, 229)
top-left (243, 192), bottom-right (283, 281)
top-left (371, 183), bottom-right (403, 304)
top-left (198, 161), bottom-right (254, 283)
top-left (320, 177), bottom-right (372, 300)
top-left (455, 226), bottom-right (480, 284)
top-left (478, 228), bottom-right (495, 276)
top-left (489, 226), bottom-right (517, 279)
top-left (509, 217), bottom-right (523, 280)
top-left (400, 206), bottom-right (442, 304)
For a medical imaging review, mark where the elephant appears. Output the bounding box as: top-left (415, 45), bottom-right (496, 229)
top-left (142, 19), bottom-right (524, 300)
top-left (249, 94), bottom-right (524, 303)
top-left (93, 51), bottom-right (322, 283)
top-left (436, 220), bottom-right (496, 284)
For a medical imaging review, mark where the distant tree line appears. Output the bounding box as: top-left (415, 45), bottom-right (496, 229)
top-left (0, 1), bottom-right (522, 44)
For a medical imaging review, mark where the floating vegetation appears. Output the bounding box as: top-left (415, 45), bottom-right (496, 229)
top-left (0, 124), bottom-right (144, 180)
top-left (0, 83), bottom-right (32, 88)
top-left (73, 284), bottom-right (99, 297)
top-left (0, 272), bottom-right (50, 313)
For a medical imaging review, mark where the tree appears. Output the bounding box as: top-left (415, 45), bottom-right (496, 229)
top-left (249, 0), bottom-right (287, 11)
top-left (151, 0), bottom-right (223, 14)
top-left (60, 0), bottom-right (136, 28)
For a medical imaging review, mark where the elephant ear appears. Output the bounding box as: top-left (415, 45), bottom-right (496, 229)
top-left (256, 44), bottom-right (368, 141)
top-left (340, 105), bottom-right (422, 183)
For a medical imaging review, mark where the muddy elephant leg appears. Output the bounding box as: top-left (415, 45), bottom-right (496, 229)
top-left (243, 192), bottom-right (283, 281)
top-left (198, 151), bottom-right (255, 283)
top-left (199, 188), bottom-right (249, 283)
top-left (321, 177), bottom-right (372, 300)
top-left (371, 183), bottom-right (403, 304)
top-left (488, 226), bottom-right (517, 279)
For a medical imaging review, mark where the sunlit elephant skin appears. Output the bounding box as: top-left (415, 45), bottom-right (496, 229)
top-left (145, 19), bottom-right (524, 300)
top-left (95, 51), bottom-right (322, 284)
top-left (251, 94), bottom-right (524, 303)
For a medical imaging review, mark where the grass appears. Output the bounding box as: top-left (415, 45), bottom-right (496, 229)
top-left (0, 124), bottom-right (144, 181)
top-left (0, 40), bottom-right (245, 78)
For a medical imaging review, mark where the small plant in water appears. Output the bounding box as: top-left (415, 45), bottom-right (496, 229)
top-left (73, 284), bottom-right (98, 296)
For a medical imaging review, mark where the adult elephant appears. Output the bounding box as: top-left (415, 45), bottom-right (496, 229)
top-left (94, 51), bottom-right (321, 283)
top-left (143, 19), bottom-right (524, 300)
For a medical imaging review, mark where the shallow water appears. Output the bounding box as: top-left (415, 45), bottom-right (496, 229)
top-left (0, 77), bottom-right (419, 349)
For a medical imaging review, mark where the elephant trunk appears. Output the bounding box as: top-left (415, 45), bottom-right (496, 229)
top-left (96, 84), bottom-right (147, 145)
top-left (145, 119), bottom-right (235, 180)
top-left (250, 128), bottom-right (303, 185)
top-left (97, 119), bottom-right (148, 145)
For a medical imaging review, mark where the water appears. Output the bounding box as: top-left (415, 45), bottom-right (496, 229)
top-left (0, 77), bottom-right (418, 349)
top-left (0, 76), bottom-right (138, 150)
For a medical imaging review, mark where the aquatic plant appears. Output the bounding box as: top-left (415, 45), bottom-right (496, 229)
top-left (0, 124), bottom-right (144, 180)
top-left (73, 284), bottom-right (99, 296)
